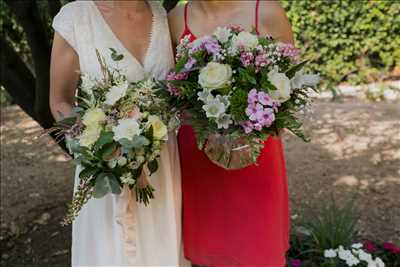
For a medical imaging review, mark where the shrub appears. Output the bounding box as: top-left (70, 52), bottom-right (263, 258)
top-left (281, 0), bottom-right (400, 88)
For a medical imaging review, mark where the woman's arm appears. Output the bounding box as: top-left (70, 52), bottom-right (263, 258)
top-left (167, 5), bottom-right (185, 48)
top-left (49, 32), bottom-right (80, 121)
top-left (258, 0), bottom-right (294, 45)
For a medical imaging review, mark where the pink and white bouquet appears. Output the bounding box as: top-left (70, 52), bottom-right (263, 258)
top-left (52, 49), bottom-right (178, 224)
top-left (166, 26), bottom-right (320, 169)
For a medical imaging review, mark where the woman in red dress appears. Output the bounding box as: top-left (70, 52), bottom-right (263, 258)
top-left (169, 1), bottom-right (294, 266)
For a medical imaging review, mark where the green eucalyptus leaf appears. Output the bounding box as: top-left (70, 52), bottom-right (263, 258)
top-left (94, 131), bottom-right (114, 150)
top-left (147, 159), bottom-right (158, 174)
top-left (93, 173), bottom-right (121, 198)
top-left (79, 166), bottom-right (99, 180)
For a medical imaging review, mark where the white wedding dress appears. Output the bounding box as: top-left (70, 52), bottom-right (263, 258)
top-left (53, 1), bottom-right (189, 266)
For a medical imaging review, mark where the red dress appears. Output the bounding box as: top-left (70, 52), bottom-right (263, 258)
top-left (178, 1), bottom-right (289, 266)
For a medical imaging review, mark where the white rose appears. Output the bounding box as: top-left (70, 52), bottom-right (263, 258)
top-left (232, 31), bottom-right (258, 51)
top-left (82, 108), bottom-right (106, 127)
top-left (79, 126), bottom-right (101, 147)
top-left (202, 98), bottom-right (226, 118)
top-left (213, 27), bottom-right (232, 43)
top-left (146, 115), bottom-right (168, 140)
top-left (105, 81), bottom-right (129, 106)
top-left (112, 118), bottom-right (141, 141)
top-left (268, 67), bottom-right (291, 103)
top-left (199, 62), bottom-right (232, 90)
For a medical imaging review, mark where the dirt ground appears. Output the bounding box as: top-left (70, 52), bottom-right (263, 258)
top-left (1, 99), bottom-right (399, 267)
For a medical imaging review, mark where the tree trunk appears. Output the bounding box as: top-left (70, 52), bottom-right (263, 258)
top-left (0, 37), bottom-right (37, 120)
top-left (6, 0), bottom-right (54, 128)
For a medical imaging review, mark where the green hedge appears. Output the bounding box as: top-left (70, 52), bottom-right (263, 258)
top-left (281, 0), bottom-right (400, 87)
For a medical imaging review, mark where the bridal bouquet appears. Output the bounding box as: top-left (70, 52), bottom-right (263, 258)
top-left (166, 26), bottom-right (320, 170)
top-left (52, 49), bottom-right (178, 225)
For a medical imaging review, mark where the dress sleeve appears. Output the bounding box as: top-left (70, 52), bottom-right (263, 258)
top-left (52, 3), bottom-right (77, 51)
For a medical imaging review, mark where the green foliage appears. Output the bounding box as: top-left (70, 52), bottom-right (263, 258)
top-left (0, 1), bottom-right (31, 64)
top-left (230, 88), bottom-right (248, 121)
top-left (304, 196), bottom-right (359, 251)
top-left (0, 86), bottom-right (12, 105)
top-left (281, 0), bottom-right (400, 87)
top-left (93, 173), bottom-right (121, 198)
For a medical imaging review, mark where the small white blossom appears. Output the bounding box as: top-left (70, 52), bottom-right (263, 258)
top-left (216, 114), bottom-right (233, 129)
top-left (197, 90), bottom-right (213, 103)
top-left (120, 172), bottom-right (135, 185)
top-left (117, 156), bottom-right (127, 166)
top-left (352, 243), bottom-right (363, 249)
top-left (202, 98), bottom-right (226, 118)
top-left (213, 27), bottom-right (232, 43)
top-left (324, 249), bottom-right (337, 258)
top-left (105, 80), bottom-right (129, 106)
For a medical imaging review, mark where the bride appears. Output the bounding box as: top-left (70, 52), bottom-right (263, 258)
top-left (49, 1), bottom-right (189, 266)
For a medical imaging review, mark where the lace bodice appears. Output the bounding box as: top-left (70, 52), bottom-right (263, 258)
top-left (52, 0), bottom-right (174, 82)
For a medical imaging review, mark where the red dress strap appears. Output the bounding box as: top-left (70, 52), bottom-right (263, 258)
top-left (255, 0), bottom-right (260, 35)
top-left (184, 3), bottom-right (189, 33)
top-left (180, 3), bottom-right (196, 41)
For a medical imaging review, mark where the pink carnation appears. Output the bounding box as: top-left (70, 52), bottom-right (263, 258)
top-left (228, 24), bottom-right (245, 33)
top-left (277, 43), bottom-right (300, 59)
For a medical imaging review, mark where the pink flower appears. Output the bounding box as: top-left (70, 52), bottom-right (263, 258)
top-left (167, 84), bottom-right (180, 96)
top-left (253, 123), bottom-right (263, 131)
top-left (257, 91), bottom-right (273, 106)
top-left (248, 89), bottom-right (259, 104)
top-left (255, 54), bottom-right (269, 70)
top-left (228, 24), bottom-right (244, 33)
top-left (257, 109), bottom-right (275, 127)
top-left (363, 240), bottom-right (377, 253)
top-left (240, 121), bottom-right (254, 134)
top-left (246, 103), bottom-right (263, 121)
top-left (290, 259), bottom-right (302, 267)
top-left (383, 242), bottom-right (397, 253)
top-left (277, 42), bottom-right (300, 59)
top-left (240, 51), bottom-right (254, 67)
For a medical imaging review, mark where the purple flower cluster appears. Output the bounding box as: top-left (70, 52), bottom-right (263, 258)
top-left (184, 57), bottom-right (197, 71)
top-left (241, 89), bottom-right (278, 133)
top-left (277, 43), bottom-right (300, 59)
top-left (166, 72), bottom-right (189, 96)
top-left (191, 36), bottom-right (221, 55)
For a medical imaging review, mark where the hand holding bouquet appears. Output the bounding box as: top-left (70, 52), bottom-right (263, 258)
top-left (51, 49), bottom-right (178, 224)
top-left (166, 26), bottom-right (320, 170)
